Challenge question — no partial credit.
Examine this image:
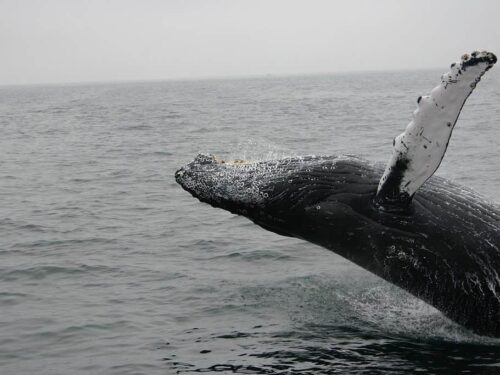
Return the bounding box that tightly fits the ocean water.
[1,69,499,374]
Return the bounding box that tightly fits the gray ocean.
[1,69,500,374]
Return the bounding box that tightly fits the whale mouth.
[175,153,370,213]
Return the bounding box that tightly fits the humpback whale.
[175,51,500,337]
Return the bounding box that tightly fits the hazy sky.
[1,0,500,85]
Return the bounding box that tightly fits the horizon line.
[0,65,447,89]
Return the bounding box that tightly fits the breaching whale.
[175,51,499,337]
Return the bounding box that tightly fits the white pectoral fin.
[376,51,497,208]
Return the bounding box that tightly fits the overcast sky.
[1,0,500,85]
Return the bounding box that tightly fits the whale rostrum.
[176,51,499,337]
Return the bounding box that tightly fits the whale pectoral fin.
[375,51,497,208]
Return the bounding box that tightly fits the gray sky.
[1,0,500,85]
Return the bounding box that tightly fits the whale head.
[175,154,382,238]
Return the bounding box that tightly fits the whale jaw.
[175,153,382,237]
